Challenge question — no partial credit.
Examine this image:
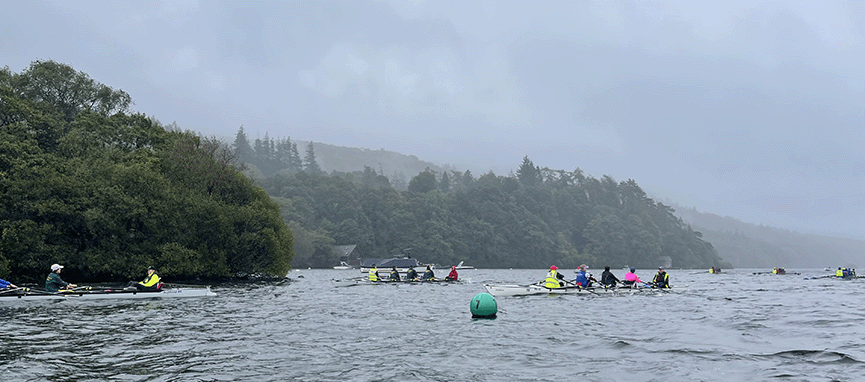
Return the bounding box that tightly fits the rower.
[368,264,379,282]
[622,268,643,287]
[406,266,419,281]
[128,266,160,291]
[544,265,565,288]
[600,266,619,288]
[421,265,435,281]
[45,264,76,293]
[574,264,596,288]
[0,277,17,290]
[652,267,670,288]
[389,266,401,281]
[445,266,458,281]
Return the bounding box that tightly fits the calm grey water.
[1,268,863,382]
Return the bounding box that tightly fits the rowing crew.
[367,265,459,282]
[835,268,857,278]
[546,265,671,289]
[1,264,162,294]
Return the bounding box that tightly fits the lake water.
[1,268,863,382]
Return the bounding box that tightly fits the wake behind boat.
[0,286,217,301]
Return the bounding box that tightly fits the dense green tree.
[259,154,724,269]
[438,171,451,193]
[407,169,437,193]
[0,60,293,282]
[517,156,541,187]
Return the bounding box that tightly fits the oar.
[0,287,26,295]
[565,279,597,294]
[16,288,56,295]
[59,285,92,293]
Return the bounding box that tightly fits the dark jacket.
[406,269,419,280]
[422,269,435,280]
[653,272,670,288]
[45,272,68,293]
[601,270,620,287]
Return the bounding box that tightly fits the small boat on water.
[753,267,800,275]
[483,283,686,297]
[333,261,353,270]
[0,286,217,301]
[359,257,431,274]
[454,261,475,270]
[332,278,460,287]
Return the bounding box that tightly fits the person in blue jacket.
[574,264,596,288]
[0,277,18,289]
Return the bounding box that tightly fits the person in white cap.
[45,264,76,293]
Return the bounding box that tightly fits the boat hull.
[0,287,217,301]
[332,278,459,287]
[483,284,683,297]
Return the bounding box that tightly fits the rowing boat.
[0,286,217,301]
[483,283,685,297]
[331,278,460,287]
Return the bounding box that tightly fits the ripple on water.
[3,269,865,381]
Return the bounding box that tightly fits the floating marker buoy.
[470,292,497,319]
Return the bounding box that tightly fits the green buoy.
[470,292,497,319]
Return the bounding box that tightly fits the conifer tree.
[232,125,254,164]
[304,141,322,174]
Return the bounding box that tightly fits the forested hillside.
[258,156,727,269]
[230,126,443,190]
[0,61,294,283]
[0,60,727,281]
[674,206,862,268]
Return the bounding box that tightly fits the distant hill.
[250,139,862,269]
[235,140,449,190]
[305,141,446,178]
[672,205,862,269]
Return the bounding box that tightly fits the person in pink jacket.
[622,268,643,287]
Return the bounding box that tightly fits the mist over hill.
[671,205,862,269]
[297,141,860,269]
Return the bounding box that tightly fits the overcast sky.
[3,0,863,239]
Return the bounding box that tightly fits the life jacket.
[545,270,561,288]
[140,273,160,287]
[836,269,844,277]
[368,268,378,281]
[575,271,589,287]
[653,272,669,288]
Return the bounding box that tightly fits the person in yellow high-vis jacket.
[128,267,161,291]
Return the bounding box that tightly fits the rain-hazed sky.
[3,1,863,239]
